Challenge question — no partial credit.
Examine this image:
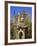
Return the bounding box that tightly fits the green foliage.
[10,24,15,39]
[25,15,32,38]
[25,15,31,26]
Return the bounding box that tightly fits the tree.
[25,15,31,26]
[10,24,15,39]
[24,14,32,38]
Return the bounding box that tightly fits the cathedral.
[12,11,29,39]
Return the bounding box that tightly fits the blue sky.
[10,6,32,21]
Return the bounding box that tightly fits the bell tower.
[18,12,21,25]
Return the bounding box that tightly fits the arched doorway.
[18,29,25,39]
[19,32,23,39]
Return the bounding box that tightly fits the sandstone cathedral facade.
[10,11,32,39]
